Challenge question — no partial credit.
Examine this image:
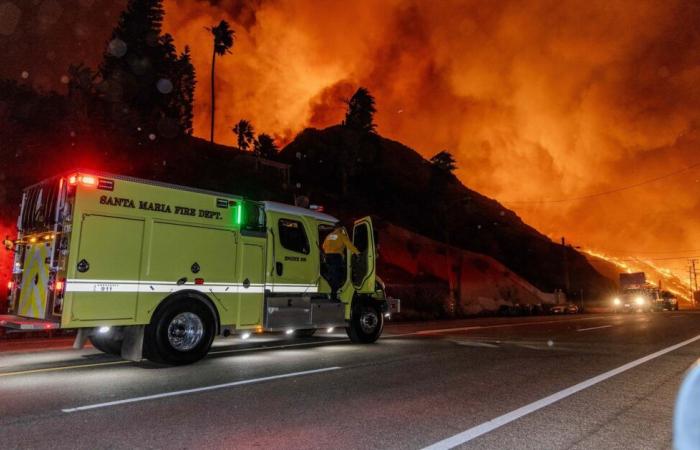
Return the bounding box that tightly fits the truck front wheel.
[144,297,215,365]
[347,304,384,343]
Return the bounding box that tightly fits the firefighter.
[322,226,359,300]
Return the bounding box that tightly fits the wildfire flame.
[160,0,700,275]
[580,248,694,301]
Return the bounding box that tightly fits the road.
[1,312,699,449]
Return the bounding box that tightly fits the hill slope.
[279,125,614,300]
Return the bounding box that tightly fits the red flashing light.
[194,278,204,285]
[7,280,13,290]
[67,174,97,188]
[54,279,64,292]
[81,175,97,186]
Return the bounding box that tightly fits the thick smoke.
[162,0,700,274]
[2,1,698,278]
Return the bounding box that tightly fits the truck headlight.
[635,297,645,306]
[613,298,621,306]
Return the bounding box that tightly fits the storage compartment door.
[71,215,144,321]
[238,242,265,326]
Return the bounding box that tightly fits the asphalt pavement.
[1,312,699,449]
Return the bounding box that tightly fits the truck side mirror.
[3,237,14,251]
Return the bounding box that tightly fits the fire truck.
[2,171,399,364]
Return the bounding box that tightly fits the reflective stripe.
[65,279,318,294]
[266,284,319,293]
[18,244,50,319]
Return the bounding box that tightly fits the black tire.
[294,329,316,338]
[144,297,216,365]
[89,329,123,356]
[346,303,384,343]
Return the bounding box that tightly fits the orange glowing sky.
[1,0,697,281]
[161,0,700,277]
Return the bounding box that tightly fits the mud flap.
[73,328,90,349]
[121,325,144,362]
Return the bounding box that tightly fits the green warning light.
[235,202,243,225]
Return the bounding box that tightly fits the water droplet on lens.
[108,38,127,58]
[156,78,173,94]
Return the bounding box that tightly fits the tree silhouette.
[255,133,278,159]
[430,150,457,173]
[232,119,255,151]
[344,87,376,133]
[99,0,195,138]
[66,63,98,127]
[173,46,196,135]
[208,20,234,143]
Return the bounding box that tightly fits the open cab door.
[351,216,376,294]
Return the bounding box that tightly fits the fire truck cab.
[2,171,399,364]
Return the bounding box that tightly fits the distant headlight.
[635,296,645,306]
[613,298,621,305]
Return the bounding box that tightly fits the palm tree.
[255,133,278,158]
[232,119,255,151]
[208,20,234,143]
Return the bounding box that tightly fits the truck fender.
[351,294,388,316]
[151,290,221,335]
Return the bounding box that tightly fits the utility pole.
[693,259,698,306]
[690,264,695,306]
[562,237,570,295]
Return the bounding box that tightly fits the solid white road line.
[62,366,341,413]
[577,325,613,332]
[421,334,700,450]
[394,316,605,337]
[209,338,348,355]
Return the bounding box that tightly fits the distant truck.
[612,272,678,312]
[2,171,399,364]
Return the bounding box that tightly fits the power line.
[585,248,700,255]
[502,161,700,204]
[595,256,700,262]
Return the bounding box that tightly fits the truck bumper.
[386,297,401,316]
[0,315,60,331]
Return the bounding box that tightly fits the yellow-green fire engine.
[2,171,399,364]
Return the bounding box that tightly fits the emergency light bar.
[68,174,97,187]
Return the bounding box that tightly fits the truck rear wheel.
[144,297,215,365]
[89,329,123,356]
[346,304,383,343]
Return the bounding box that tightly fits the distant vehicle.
[612,272,664,313]
[2,171,399,365]
[550,303,579,314]
[497,303,544,316]
[611,289,655,313]
[660,291,680,311]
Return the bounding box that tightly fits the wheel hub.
[167,312,204,352]
[360,310,378,334]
